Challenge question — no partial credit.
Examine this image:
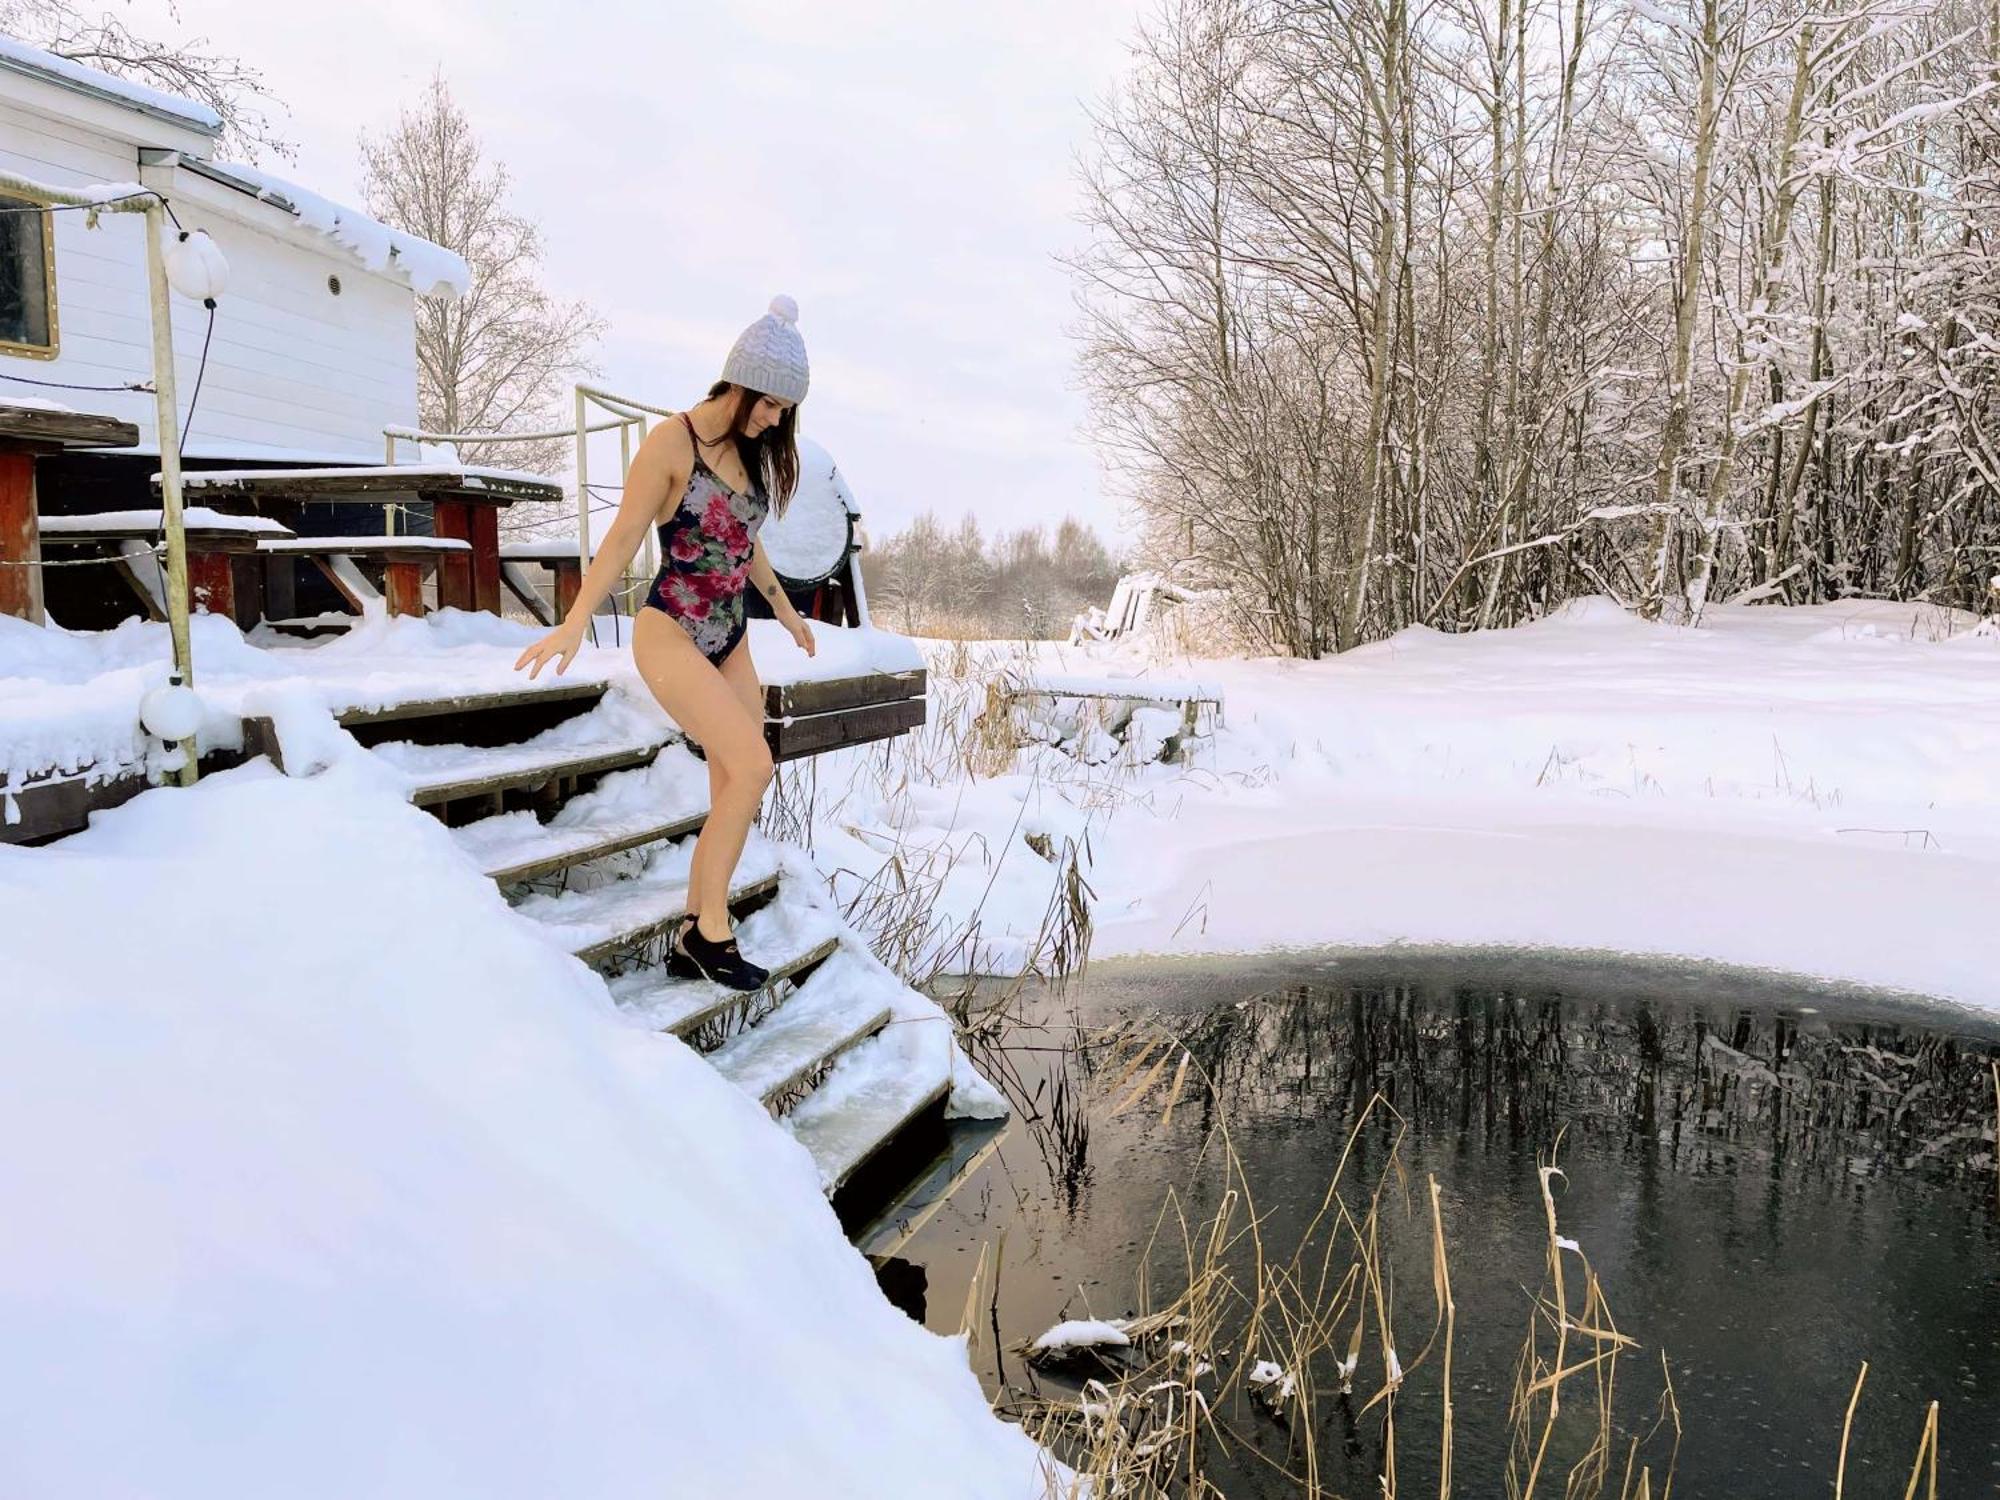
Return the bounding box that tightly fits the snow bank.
[0,759,1058,1498]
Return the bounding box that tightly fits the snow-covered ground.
[6,589,1997,1494]
[808,598,2000,1010]
[0,745,1056,1499]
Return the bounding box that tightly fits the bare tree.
[1074,0,1997,654]
[359,74,604,481]
[0,0,292,160]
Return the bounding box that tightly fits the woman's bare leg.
[631,610,771,941]
[688,638,762,914]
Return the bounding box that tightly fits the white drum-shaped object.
[762,434,856,587]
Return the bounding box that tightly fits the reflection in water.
[900,961,2000,1499]
[1181,983,2000,1189]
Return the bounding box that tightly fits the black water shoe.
[674,919,770,992]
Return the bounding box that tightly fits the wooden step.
[453,807,706,885]
[787,1035,956,1193]
[338,680,611,728]
[709,966,893,1108]
[610,931,842,1038]
[512,855,781,966]
[850,1117,1010,1258]
[384,738,666,806]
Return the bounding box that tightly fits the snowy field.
[806,598,2000,1011]
[4,592,1996,1497]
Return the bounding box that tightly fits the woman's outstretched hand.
[784,613,817,658]
[514,619,586,679]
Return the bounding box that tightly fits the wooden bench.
[163,464,566,617]
[258,535,470,619]
[0,402,143,623]
[993,672,1225,761]
[38,506,296,626]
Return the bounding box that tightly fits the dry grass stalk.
[1835,1362,1867,1500]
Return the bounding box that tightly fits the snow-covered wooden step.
[386,738,667,806]
[452,807,706,885]
[512,852,781,966]
[787,1034,955,1193]
[610,930,841,1037]
[709,974,893,1108]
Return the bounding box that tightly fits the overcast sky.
[119,0,1144,545]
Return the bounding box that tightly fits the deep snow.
[0,754,1058,1499]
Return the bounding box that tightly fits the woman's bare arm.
[514,420,691,677]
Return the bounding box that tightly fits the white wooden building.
[0,34,462,462]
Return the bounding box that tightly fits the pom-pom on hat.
[721,293,810,405]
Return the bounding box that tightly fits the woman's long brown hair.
[707,379,799,517]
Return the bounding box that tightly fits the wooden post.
[553,557,582,620]
[0,449,41,622]
[185,550,236,619]
[143,200,198,786]
[383,559,424,617]
[432,499,474,610]
[469,504,500,613]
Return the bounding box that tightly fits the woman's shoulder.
[641,411,697,468]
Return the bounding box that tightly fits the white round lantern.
[140,675,203,742]
[164,229,230,307]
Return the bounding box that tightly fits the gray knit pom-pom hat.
[720,293,810,405]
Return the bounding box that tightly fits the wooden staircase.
[358,681,1001,1232]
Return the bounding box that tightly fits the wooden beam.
[765,669,925,719]
[0,449,40,622]
[0,406,138,449]
[501,559,556,625]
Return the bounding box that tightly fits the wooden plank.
[501,559,556,625]
[169,468,561,505]
[769,696,927,762]
[0,449,40,621]
[485,809,707,886]
[764,669,925,719]
[112,538,166,621]
[335,680,608,727]
[310,553,378,614]
[0,406,138,449]
[571,871,781,968]
[407,741,661,806]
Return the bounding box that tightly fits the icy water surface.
[881,952,2000,1498]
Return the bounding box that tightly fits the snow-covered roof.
[173,159,470,299]
[0,34,223,135]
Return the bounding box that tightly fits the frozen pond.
[877,953,2000,1497]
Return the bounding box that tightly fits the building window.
[0,194,57,358]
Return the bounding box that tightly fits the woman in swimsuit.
[513,295,818,992]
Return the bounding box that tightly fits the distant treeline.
[860,512,1122,638]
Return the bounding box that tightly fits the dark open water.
[876,952,2000,1497]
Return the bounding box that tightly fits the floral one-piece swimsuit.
[642,412,770,663]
